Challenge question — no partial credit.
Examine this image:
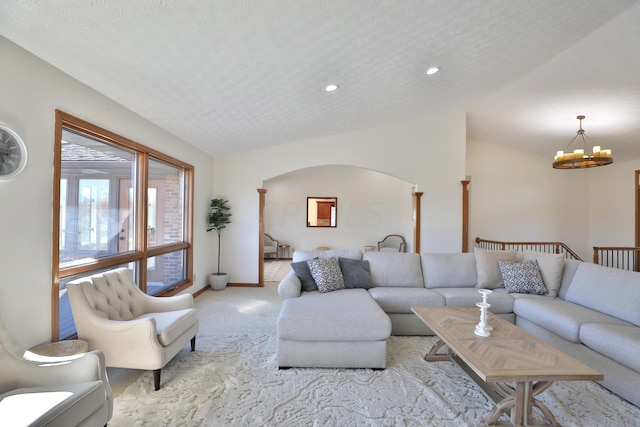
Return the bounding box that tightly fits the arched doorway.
[258,165,417,285]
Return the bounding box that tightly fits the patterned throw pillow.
[307,257,345,293]
[498,259,548,295]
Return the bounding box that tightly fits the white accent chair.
[0,315,112,426]
[377,234,406,252]
[67,268,199,391]
[264,233,280,260]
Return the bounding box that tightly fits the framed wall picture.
[307,197,337,227]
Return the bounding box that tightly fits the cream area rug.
[263,261,283,281]
[110,333,640,426]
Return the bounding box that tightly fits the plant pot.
[209,273,229,291]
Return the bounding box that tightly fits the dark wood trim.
[475,237,582,261]
[52,110,195,340]
[55,110,194,170]
[593,246,640,271]
[593,246,640,251]
[461,180,470,253]
[258,189,267,287]
[157,281,191,297]
[634,170,640,251]
[227,282,262,287]
[185,166,195,289]
[413,191,423,253]
[138,151,149,293]
[51,111,64,342]
[635,171,639,269]
[192,286,209,298]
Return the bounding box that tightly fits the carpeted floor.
[108,281,640,427]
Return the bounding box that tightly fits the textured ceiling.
[1,0,639,160]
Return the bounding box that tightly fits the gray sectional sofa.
[277,248,640,407]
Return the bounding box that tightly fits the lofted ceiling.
[1,0,639,161]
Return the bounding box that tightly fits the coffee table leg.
[530,381,557,425]
[424,338,453,362]
[486,380,559,426]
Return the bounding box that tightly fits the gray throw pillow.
[498,259,548,295]
[522,250,564,297]
[307,257,345,293]
[338,257,373,289]
[474,247,517,289]
[290,261,318,292]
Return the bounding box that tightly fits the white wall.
[588,157,640,249]
[467,138,613,261]
[0,37,214,346]
[213,110,467,283]
[264,165,414,253]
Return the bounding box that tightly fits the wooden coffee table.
[411,306,603,426]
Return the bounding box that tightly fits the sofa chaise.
[277,247,640,408]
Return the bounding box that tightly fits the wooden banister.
[475,237,582,261]
[593,246,640,272]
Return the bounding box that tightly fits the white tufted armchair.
[264,233,280,260]
[0,314,112,426]
[67,268,199,391]
[377,234,407,252]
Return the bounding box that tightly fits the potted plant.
[207,198,232,290]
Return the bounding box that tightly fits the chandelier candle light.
[553,115,613,169]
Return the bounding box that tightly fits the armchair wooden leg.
[153,369,161,391]
[191,336,196,351]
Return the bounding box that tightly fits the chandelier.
[552,115,613,169]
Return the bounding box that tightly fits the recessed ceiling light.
[426,67,439,75]
[325,84,339,92]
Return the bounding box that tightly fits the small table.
[279,244,290,259]
[363,245,376,252]
[30,339,89,357]
[411,306,603,426]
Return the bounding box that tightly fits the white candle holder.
[475,289,493,337]
[478,289,493,331]
[474,302,491,337]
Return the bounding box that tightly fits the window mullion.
[54,110,193,340]
[137,152,148,292]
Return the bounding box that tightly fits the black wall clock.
[0,124,28,179]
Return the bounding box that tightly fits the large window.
[53,111,193,340]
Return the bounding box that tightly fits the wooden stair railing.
[593,247,640,272]
[476,238,640,271]
[475,237,582,261]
